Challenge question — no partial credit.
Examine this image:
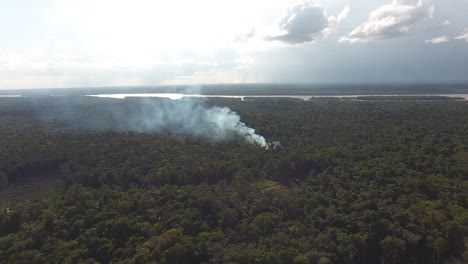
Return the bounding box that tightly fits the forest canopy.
[0,97,467,264]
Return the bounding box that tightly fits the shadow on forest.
[0,168,64,205]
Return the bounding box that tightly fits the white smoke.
[123,97,268,147]
[270,140,282,148]
[31,85,269,147]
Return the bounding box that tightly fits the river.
[86,93,468,101]
[0,95,22,98]
[0,93,466,100]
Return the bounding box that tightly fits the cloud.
[442,20,452,26]
[266,1,349,44]
[425,36,449,44]
[0,42,252,89]
[337,6,350,23]
[427,4,435,19]
[235,28,256,43]
[340,0,432,43]
[455,29,468,42]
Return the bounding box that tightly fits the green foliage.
[0,98,467,263]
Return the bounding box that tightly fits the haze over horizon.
[1,0,468,90]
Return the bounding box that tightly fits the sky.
[0,0,467,89]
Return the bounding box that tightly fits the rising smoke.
[124,97,268,147]
[33,94,268,148]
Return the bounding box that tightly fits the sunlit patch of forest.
[0,97,467,264]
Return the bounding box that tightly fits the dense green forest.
[0,97,467,264]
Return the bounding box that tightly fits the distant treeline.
[1,83,468,96]
[355,96,465,101]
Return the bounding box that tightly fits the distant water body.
[1,93,466,100]
[87,93,468,101]
[0,95,22,98]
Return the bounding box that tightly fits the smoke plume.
[33,95,268,148]
[123,97,268,147]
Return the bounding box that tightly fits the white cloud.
[235,28,256,43]
[455,29,468,42]
[337,6,350,23]
[425,36,449,44]
[266,1,349,44]
[0,42,251,89]
[442,20,452,26]
[0,75,68,90]
[427,4,435,19]
[340,0,432,43]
